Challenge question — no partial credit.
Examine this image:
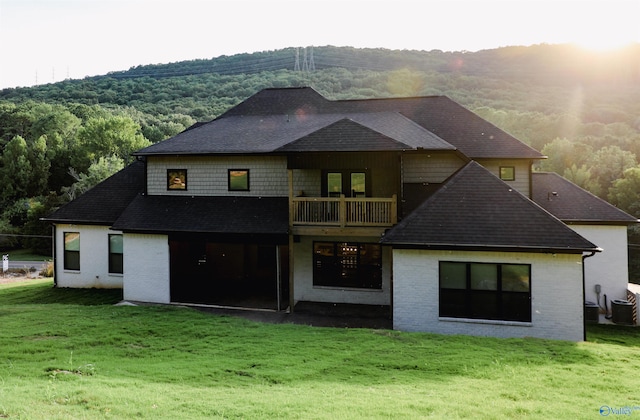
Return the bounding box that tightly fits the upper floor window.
[499,166,515,181]
[108,234,124,274]
[228,169,250,191]
[167,169,187,190]
[439,261,531,322]
[323,170,368,197]
[64,232,80,271]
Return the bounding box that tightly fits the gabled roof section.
[219,86,332,117]
[342,96,545,159]
[277,113,454,152]
[136,111,454,155]
[381,162,599,253]
[111,195,288,238]
[277,118,409,151]
[134,87,540,159]
[532,172,639,225]
[43,161,145,225]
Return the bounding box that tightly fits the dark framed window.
[499,166,515,181]
[326,172,342,197]
[439,261,531,322]
[108,234,124,274]
[313,242,382,289]
[228,169,249,191]
[167,169,187,190]
[64,232,80,271]
[322,170,368,197]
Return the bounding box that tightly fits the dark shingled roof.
[111,195,288,237]
[532,172,638,225]
[342,95,544,159]
[43,161,145,225]
[277,113,454,152]
[135,87,542,160]
[135,111,453,155]
[381,162,599,253]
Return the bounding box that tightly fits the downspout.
[288,168,295,312]
[528,160,534,199]
[138,156,148,196]
[52,224,58,287]
[582,251,597,341]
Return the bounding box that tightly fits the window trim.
[228,169,250,191]
[499,166,516,181]
[167,169,187,190]
[439,261,531,322]
[321,169,369,197]
[63,232,80,271]
[108,234,124,274]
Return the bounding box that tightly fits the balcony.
[291,195,397,231]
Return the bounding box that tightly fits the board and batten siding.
[146,156,288,196]
[54,224,123,288]
[392,249,585,341]
[122,233,170,304]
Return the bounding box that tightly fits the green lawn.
[1,279,639,419]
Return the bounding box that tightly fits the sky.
[1,0,638,89]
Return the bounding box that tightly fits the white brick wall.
[292,236,391,305]
[571,224,629,303]
[122,233,170,303]
[146,155,288,196]
[392,249,585,341]
[54,224,123,289]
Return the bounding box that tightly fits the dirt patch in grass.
[0,273,42,284]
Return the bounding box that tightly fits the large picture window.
[108,234,124,274]
[64,232,80,271]
[313,242,382,289]
[439,262,531,322]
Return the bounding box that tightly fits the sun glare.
[575,37,637,52]
[571,26,638,52]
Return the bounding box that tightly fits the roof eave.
[564,219,640,226]
[41,218,116,226]
[380,242,602,254]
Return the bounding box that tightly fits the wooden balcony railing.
[291,195,397,227]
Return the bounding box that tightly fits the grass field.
[1,279,639,419]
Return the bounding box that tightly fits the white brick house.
[46,87,637,341]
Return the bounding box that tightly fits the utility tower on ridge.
[294,47,315,72]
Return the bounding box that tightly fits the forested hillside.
[1,44,639,271]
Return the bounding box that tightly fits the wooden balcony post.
[288,170,294,227]
[340,194,346,227]
[391,194,397,224]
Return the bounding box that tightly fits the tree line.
[0,101,194,253]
